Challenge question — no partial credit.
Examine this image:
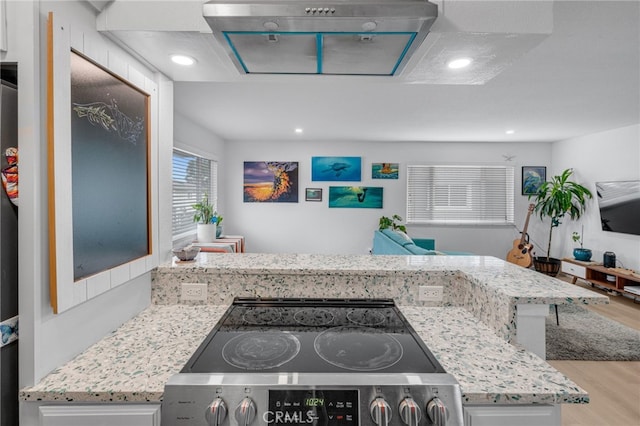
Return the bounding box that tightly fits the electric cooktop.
[182,298,445,375]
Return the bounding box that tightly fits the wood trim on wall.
[47,11,58,313]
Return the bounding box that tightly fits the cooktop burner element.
[346,309,387,326]
[242,307,283,325]
[163,298,464,426]
[222,331,300,370]
[314,326,403,371]
[293,308,335,326]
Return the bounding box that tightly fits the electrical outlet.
[181,283,208,302]
[419,286,443,302]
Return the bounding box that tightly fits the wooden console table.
[562,257,640,298]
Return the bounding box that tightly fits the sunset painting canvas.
[244,161,299,203]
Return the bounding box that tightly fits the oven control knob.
[426,397,449,426]
[399,397,422,426]
[235,397,257,426]
[205,397,227,426]
[370,397,392,426]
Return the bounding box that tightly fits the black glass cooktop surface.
[182,298,445,375]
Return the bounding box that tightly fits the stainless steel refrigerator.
[0,77,19,426]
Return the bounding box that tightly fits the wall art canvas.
[305,188,322,201]
[522,166,546,195]
[328,186,383,208]
[244,161,299,202]
[372,162,399,179]
[311,156,361,181]
[70,50,150,281]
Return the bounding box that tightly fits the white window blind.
[407,165,514,225]
[172,149,217,240]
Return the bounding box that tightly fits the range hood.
[202,0,438,76]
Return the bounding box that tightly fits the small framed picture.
[522,166,546,195]
[305,188,323,202]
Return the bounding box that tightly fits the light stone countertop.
[153,253,608,344]
[157,253,609,307]
[19,304,587,406]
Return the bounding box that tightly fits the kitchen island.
[20,253,607,425]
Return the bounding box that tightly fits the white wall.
[539,124,640,271]
[7,0,171,385]
[172,112,226,247]
[224,140,552,257]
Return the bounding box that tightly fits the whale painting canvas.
[311,156,361,181]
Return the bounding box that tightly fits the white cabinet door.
[464,405,560,426]
[39,405,160,426]
[561,260,587,279]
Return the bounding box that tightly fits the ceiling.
[94,0,640,143]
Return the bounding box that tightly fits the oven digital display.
[268,390,359,425]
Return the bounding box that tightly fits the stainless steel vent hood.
[203,0,438,76]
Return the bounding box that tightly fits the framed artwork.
[47,12,156,313]
[69,50,150,282]
[522,166,546,195]
[311,156,361,181]
[372,162,399,179]
[244,161,299,202]
[328,186,383,208]
[305,188,323,201]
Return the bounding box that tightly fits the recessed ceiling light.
[295,128,303,134]
[170,54,196,66]
[447,58,472,69]
[505,129,515,135]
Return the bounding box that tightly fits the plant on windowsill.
[379,214,407,233]
[528,168,593,276]
[572,225,592,262]
[193,193,219,243]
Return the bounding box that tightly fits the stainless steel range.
[162,298,463,426]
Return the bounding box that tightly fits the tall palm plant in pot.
[528,168,593,276]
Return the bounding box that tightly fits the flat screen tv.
[595,180,640,236]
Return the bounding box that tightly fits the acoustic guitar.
[506,204,535,268]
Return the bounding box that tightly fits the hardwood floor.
[548,276,640,426]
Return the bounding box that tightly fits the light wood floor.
[548,276,640,426]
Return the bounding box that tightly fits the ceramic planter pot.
[573,248,592,262]
[197,223,217,243]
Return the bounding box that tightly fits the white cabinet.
[38,405,160,426]
[464,405,560,426]
[561,260,587,279]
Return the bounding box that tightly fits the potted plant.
[529,168,593,276]
[193,193,217,242]
[379,214,407,233]
[572,225,592,261]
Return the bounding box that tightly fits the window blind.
[407,165,514,225]
[172,149,217,240]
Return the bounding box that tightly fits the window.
[172,149,217,241]
[407,165,514,225]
